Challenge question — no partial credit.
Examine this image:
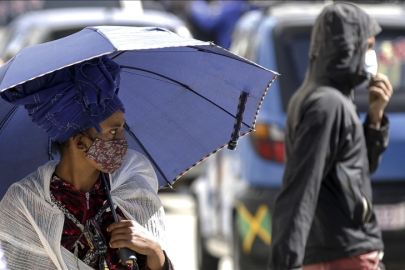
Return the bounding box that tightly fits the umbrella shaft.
[100,172,118,222]
[100,172,138,268]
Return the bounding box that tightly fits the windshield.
[274,26,405,113]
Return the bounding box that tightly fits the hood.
[307,3,381,93]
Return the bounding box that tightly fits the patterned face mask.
[85,137,128,174]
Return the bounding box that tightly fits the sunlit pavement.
[159,192,233,270]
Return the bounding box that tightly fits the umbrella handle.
[119,248,138,268]
[101,172,138,269]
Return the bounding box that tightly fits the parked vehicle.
[0,6,192,61]
[0,0,123,27]
[192,3,405,270]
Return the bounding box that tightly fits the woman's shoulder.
[122,149,156,175]
[124,149,152,164]
[5,174,42,203]
[113,149,159,192]
[4,161,58,201]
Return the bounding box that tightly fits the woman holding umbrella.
[0,56,173,270]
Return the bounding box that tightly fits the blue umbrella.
[0,26,278,198]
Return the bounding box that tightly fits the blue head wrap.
[0,56,125,143]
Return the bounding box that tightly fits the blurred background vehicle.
[193,2,405,270]
[0,4,191,62]
[0,0,123,27]
[0,0,125,46]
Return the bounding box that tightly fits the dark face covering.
[307,3,381,91]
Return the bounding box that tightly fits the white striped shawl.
[0,150,166,270]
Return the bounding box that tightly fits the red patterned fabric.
[50,173,173,270]
[303,251,380,270]
[85,138,128,174]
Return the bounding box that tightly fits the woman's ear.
[73,134,90,152]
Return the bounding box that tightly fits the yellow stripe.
[256,205,271,244]
[237,204,254,222]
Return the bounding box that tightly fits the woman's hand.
[107,219,166,270]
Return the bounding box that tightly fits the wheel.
[195,198,220,270]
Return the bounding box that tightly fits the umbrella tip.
[227,141,238,150]
[168,183,175,190]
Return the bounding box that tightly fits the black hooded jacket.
[269,3,389,269]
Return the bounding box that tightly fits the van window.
[42,1,120,9]
[274,26,405,113]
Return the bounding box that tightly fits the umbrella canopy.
[0,26,278,197]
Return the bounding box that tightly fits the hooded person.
[269,3,392,270]
[0,56,174,270]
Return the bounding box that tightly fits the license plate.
[374,202,405,230]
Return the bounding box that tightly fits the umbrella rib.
[120,65,252,129]
[111,51,126,60]
[0,106,18,133]
[48,138,55,161]
[121,70,180,88]
[188,46,276,74]
[124,123,174,189]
